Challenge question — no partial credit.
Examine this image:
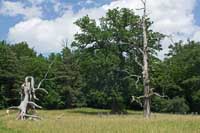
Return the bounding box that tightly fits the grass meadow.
[0,108,200,133]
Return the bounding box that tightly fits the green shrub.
[164,97,189,113]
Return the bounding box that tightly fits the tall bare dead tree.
[131,0,166,118]
[141,0,151,118]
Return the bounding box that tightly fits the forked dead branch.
[7,62,53,120]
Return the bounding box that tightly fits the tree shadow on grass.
[67,108,142,116]
[68,108,108,115]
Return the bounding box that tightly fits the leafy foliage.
[152,41,200,113]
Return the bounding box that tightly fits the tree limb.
[24,114,41,120]
[8,106,19,110]
[135,56,143,68]
[45,76,71,81]
[152,92,168,98]
[140,0,145,4]
[35,88,48,94]
[37,61,54,89]
[131,96,144,107]
[138,48,144,55]
[132,89,168,107]
[136,8,144,10]
[165,35,175,44]
[28,102,42,109]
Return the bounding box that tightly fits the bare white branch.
[140,0,145,4]
[28,102,42,109]
[37,61,54,89]
[24,114,42,120]
[152,92,168,98]
[8,106,19,110]
[138,48,144,55]
[148,88,168,98]
[35,88,48,94]
[136,8,144,10]
[165,34,175,44]
[135,56,143,68]
[131,96,143,107]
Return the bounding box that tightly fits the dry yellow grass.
[0,108,200,133]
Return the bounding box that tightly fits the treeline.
[0,8,200,113]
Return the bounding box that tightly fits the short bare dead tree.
[7,63,53,120]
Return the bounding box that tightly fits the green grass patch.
[0,108,200,133]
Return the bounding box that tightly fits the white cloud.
[86,0,94,4]
[78,0,95,6]
[8,11,79,53]
[53,2,72,15]
[0,1,42,19]
[6,0,200,57]
[26,0,45,5]
[192,29,200,42]
[7,7,107,53]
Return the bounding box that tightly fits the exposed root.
[8,106,19,110]
[24,114,42,120]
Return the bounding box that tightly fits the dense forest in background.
[0,8,200,114]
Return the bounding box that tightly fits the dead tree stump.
[8,76,48,120]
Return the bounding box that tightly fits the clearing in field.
[0,108,200,133]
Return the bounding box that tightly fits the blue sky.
[0,0,112,40]
[0,0,200,58]
[194,0,200,25]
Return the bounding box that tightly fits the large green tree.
[72,8,163,113]
[0,41,19,108]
